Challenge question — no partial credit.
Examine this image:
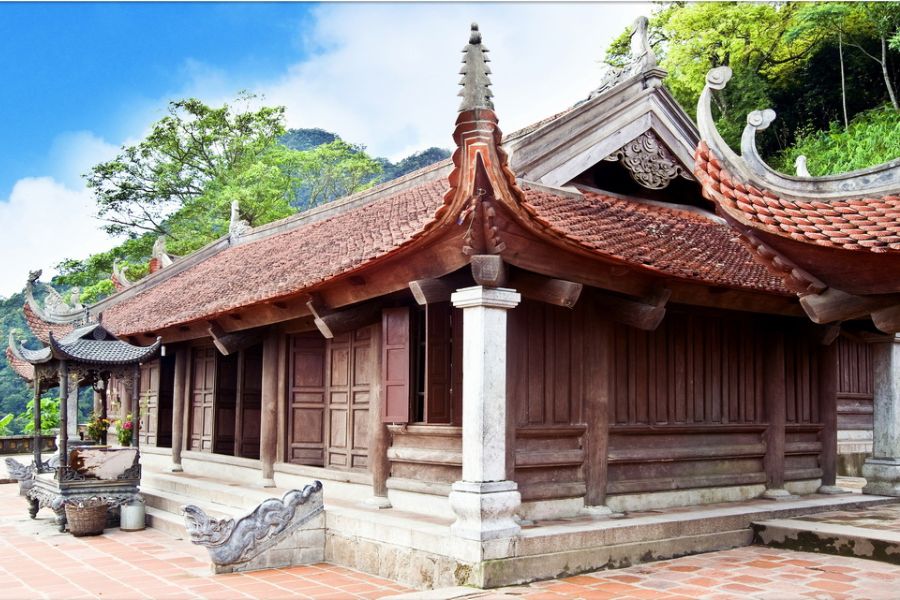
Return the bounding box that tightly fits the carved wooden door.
[326,327,372,470]
[139,360,160,446]
[190,346,216,452]
[288,333,327,466]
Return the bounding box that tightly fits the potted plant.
[115,414,134,447]
[86,413,110,445]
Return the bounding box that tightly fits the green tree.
[17,397,60,435]
[0,413,13,436]
[290,140,382,210]
[86,94,286,239]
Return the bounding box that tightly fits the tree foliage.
[774,104,900,175]
[605,2,900,155]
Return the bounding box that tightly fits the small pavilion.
[7,273,160,529]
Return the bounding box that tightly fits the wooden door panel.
[139,360,160,446]
[190,347,216,452]
[288,334,327,466]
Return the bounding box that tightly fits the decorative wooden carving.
[604,130,687,190]
[183,481,323,568]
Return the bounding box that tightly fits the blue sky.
[0,2,317,196]
[0,2,649,296]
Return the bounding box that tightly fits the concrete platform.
[754,503,900,564]
[137,457,900,589]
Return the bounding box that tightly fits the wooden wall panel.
[836,337,874,431]
[213,353,238,456]
[288,327,372,471]
[239,344,263,459]
[189,347,216,452]
[610,311,766,427]
[288,333,327,466]
[139,360,160,447]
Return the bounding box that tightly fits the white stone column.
[863,335,900,495]
[448,286,521,541]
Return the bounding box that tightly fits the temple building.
[10,19,898,588]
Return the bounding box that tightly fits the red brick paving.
[3,482,900,599]
[0,483,408,599]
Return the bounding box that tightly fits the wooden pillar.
[32,378,42,468]
[763,329,789,498]
[818,341,841,492]
[171,348,188,472]
[276,334,287,464]
[131,364,140,448]
[862,335,900,495]
[234,350,246,458]
[366,321,391,507]
[584,317,612,512]
[59,361,69,469]
[260,332,279,487]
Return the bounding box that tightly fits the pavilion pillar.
[583,318,613,514]
[260,331,279,488]
[58,361,69,469]
[67,375,79,440]
[863,335,900,496]
[131,364,140,448]
[32,378,42,468]
[448,286,521,541]
[170,348,188,472]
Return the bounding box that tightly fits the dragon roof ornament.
[697,66,900,202]
[588,16,661,99]
[25,270,88,325]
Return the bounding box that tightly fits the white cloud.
[263,3,652,159]
[47,130,119,188]
[0,177,119,297]
[0,3,652,296]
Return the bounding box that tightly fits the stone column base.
[761,488,798,501]
[449,480,521,541]
[171,463,184,473]
[364,496,392,509]
[862,458,900,496]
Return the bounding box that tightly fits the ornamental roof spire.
[458,23,493,112]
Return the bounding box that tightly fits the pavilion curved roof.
[8,323,160,370]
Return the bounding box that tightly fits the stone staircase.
[752,502,900,565]
[141,470,285,539]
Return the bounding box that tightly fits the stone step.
[142,471,283,511]
[144,506,191,540]
[752,518,900,564]
[142,486,243,520]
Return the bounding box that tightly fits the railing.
[0,435,57,455]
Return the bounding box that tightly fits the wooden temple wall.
[132,289,865,509]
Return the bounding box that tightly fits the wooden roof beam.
[305,294,381,339]
[800,288,900,324]
[872,305,900,334]
[207,320,264,356]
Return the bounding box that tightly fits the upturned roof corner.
[444,22,526,249]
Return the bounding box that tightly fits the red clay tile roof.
[521,184,789,295]
[103,179,449,336]
[695,141,900,253]
[23,303,75,344]
[5,347,34,382]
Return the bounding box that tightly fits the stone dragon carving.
[183,481,323,567]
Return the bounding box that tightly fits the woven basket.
[65,502,108,537]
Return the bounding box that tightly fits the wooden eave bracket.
[305,294,381,339]
[594,286,671,331]
[410,267,583,309]
[207,320,264,356]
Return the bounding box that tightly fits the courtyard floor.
[2,481,899,600]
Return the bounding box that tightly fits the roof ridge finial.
[458,22,493,112]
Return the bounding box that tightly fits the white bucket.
[120,499,146,531]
